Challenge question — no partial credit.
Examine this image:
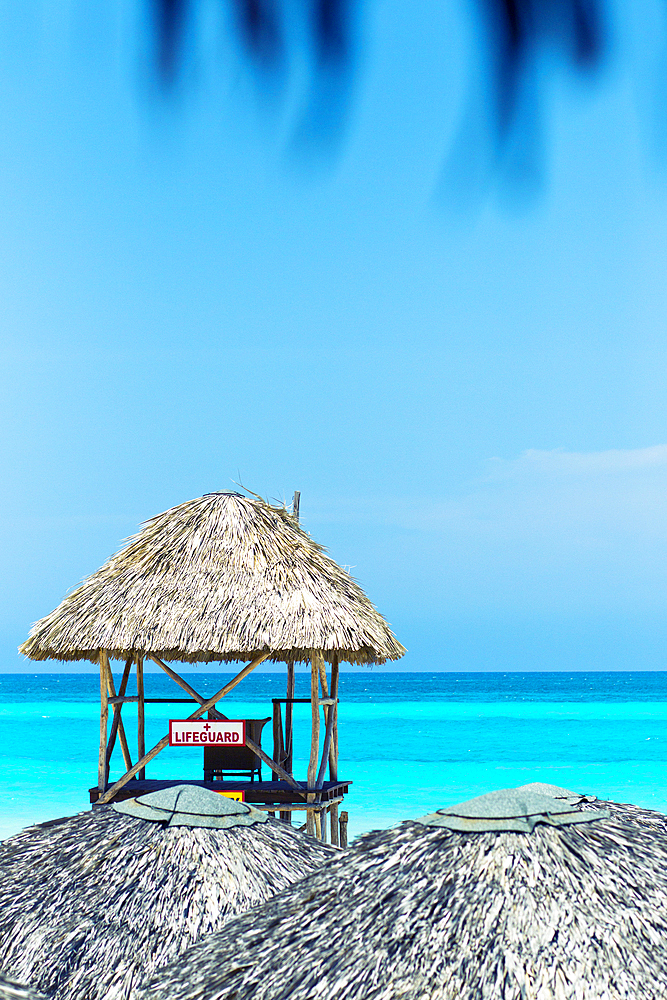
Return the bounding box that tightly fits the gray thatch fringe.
[20,492,405,665]
[0,977,46,1000]
[0,803,334,1000]
[136,794,667,1000]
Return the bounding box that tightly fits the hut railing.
[271,698,338,771]
[109,697,209,704]
[97,652,273,804]
[301,651,340,841]
[148,654,227,721]
[269,652,342,841]
[97,646,343,844]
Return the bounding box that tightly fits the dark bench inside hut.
[203,718,271,783]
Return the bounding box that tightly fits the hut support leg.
[285,662,295,774]
[318,656,329,699]
[330,657,339,782]
[106,656,133,775]
[315,655,339,790]
[339,810,348,848]
[137,655,145,779]
[317,658,331,774]
[330,802,339,846]
[272,701,284,768]
[98,650,109,791]
[97,653,271,804]
[307,652,322,837]
[315,695,336,789]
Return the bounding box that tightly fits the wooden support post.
[137,655,145,779]
[330,802,339,846]
[148,654,227,720]
[315,694,336,789]
[317,655,338,778]
[308,652,322,788]
[285,662,295,774]
[318,656,331,767]
[106,656,133,774]
[330,656,339,782]
[272,700,284,767]
[97,653,271,804]
[329,674,339,844]
[279,810,291,824]
[315,654,339,789]
[314,809,322,841]
[98,650,109,791]
[307,651,321,837]
[318,656,329,698]
[339,810,348,849]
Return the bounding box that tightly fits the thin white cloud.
[487,445,667,479]
[310,446,667,615]
[312,445,667,535]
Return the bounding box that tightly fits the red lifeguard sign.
[169,720,246,747]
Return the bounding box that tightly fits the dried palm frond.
[20,493,405,665]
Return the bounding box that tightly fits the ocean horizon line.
[3,667,667,675]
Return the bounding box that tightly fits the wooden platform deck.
[89,778,351,807]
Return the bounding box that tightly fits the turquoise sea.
[2,671,667,841]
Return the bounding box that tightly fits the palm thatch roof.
[20,492,405,665]
[0,787,335,1000]
[135,785,667,1000]
[0,977,46,1000]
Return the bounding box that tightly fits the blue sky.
[3,0,667,671]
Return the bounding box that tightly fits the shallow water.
[2,671,667,840]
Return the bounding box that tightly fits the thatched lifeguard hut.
[0,786,335,1000]
[20,491,405,840]
[134,784,667,1000]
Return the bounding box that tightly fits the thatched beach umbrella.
[0,977,46,1000]
[20,492,404,837]
[0,786,334,1000]
[135,784,667,1000]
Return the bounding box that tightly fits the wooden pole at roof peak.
[293,490,300,523]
